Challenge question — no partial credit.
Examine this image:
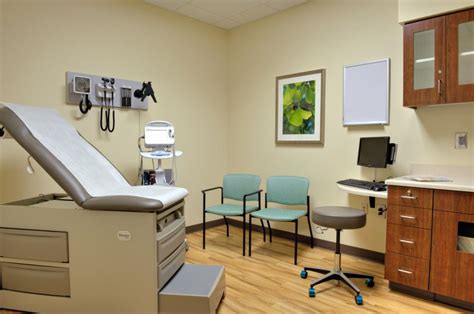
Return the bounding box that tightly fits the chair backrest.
[223,174,261,201]
[266,176,309,205]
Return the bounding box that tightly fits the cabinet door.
[404,16,446,107]
[447,9,474,103]
[431,210,474,303]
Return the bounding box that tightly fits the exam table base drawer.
[385,252,429,290]
[158,242,186,290]
[159,264,226,314]
[156,215,186,264]
[1,263,70,297]
[0,228,69,262]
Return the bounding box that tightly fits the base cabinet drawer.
[386,224,432,260]
[0,228,68,262]
[385,252,429,290]
[388,186,433,209]
[158,242,186,290]
[1,263,70,297]
[387,205,432,229]
[156,217,185,264]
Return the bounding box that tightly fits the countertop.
[386,176,474,192]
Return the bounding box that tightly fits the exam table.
[0,103,225,313]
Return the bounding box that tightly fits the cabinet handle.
[399,239,415,245]
[437,79,441,94]
[398,268,413,275]
[400,215,416,220]
[401,195,417,200]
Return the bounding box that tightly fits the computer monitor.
[357,137,390,168]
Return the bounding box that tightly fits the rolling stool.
[300,206,375,305]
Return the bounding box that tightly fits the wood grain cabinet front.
[388,186,433,209]
[385,252,430,290]
[387,205,432,229]
[386,224,431,260]
[430,209,474,303]
[403,8,474,107]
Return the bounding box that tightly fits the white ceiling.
[145,0,307,30]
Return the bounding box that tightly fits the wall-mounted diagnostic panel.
[66,71,153,111]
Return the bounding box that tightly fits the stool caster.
[300,270,308,279]
[309,287,316,298]
[355,294,363,305]
[365,278,375,288]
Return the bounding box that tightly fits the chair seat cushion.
[312,206,366,230]
[251,208,306,222]
[205,204,258,216]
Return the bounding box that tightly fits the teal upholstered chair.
[202,174,264,256]
[249,176,314,264]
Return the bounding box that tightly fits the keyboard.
[337,179,387,191]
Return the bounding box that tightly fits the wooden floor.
[1,225,466,314]
[187,225,464,313]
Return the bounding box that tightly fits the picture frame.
[275,69,325,144]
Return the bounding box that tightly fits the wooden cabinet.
[430,191,474,303]
[385,186,433,289]
[386,186,474,306]
[404,9,474,108]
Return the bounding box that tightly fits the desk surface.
[337,183,388,199]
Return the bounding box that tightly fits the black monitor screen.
[357,137,390,168]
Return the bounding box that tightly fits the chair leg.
[202,211,206,250]
[242,214,246,256]
[223,216,229,237]
[307,214,314,248]
[267,221,273,243]
[260,219,266,242]
[294,220,298,265]
[249,215,252,256]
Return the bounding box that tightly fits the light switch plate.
[455,132,467,149]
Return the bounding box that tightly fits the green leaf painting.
[282,80,316,134]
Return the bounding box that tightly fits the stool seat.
[312,206,366,230]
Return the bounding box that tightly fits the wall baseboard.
[186,218,224,233]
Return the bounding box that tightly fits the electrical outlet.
[455,132,467,149]
[361,203,368,213]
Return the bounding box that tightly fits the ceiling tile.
[190,0,266,18]
[176,4,221,24]
[266,0,306,11]
[145,0,308,29]
[145,0,192,11]
[236,4,278,24]
[214,18,242,30]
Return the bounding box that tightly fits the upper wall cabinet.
[403,9,474,108]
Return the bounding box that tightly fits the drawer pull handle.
[401,195,417,200]
[400,215,416,220]
[399,239,415,244]
[398,268,413,275]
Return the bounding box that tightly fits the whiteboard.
[343,59,390,126]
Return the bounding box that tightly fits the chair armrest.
[202,186,223,210]
[243,189,263,213]
[201,186,223,194]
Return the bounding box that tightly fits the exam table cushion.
[205,204,259,216]
[251,208,306,222]
[0,103,188,211]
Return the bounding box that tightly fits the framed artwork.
[276,69,325,143]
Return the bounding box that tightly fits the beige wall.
[228,0,474,253]
[0,0,473,253]
[0,0,4,196]
[398,0,474,23]
[0,0,228,226]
